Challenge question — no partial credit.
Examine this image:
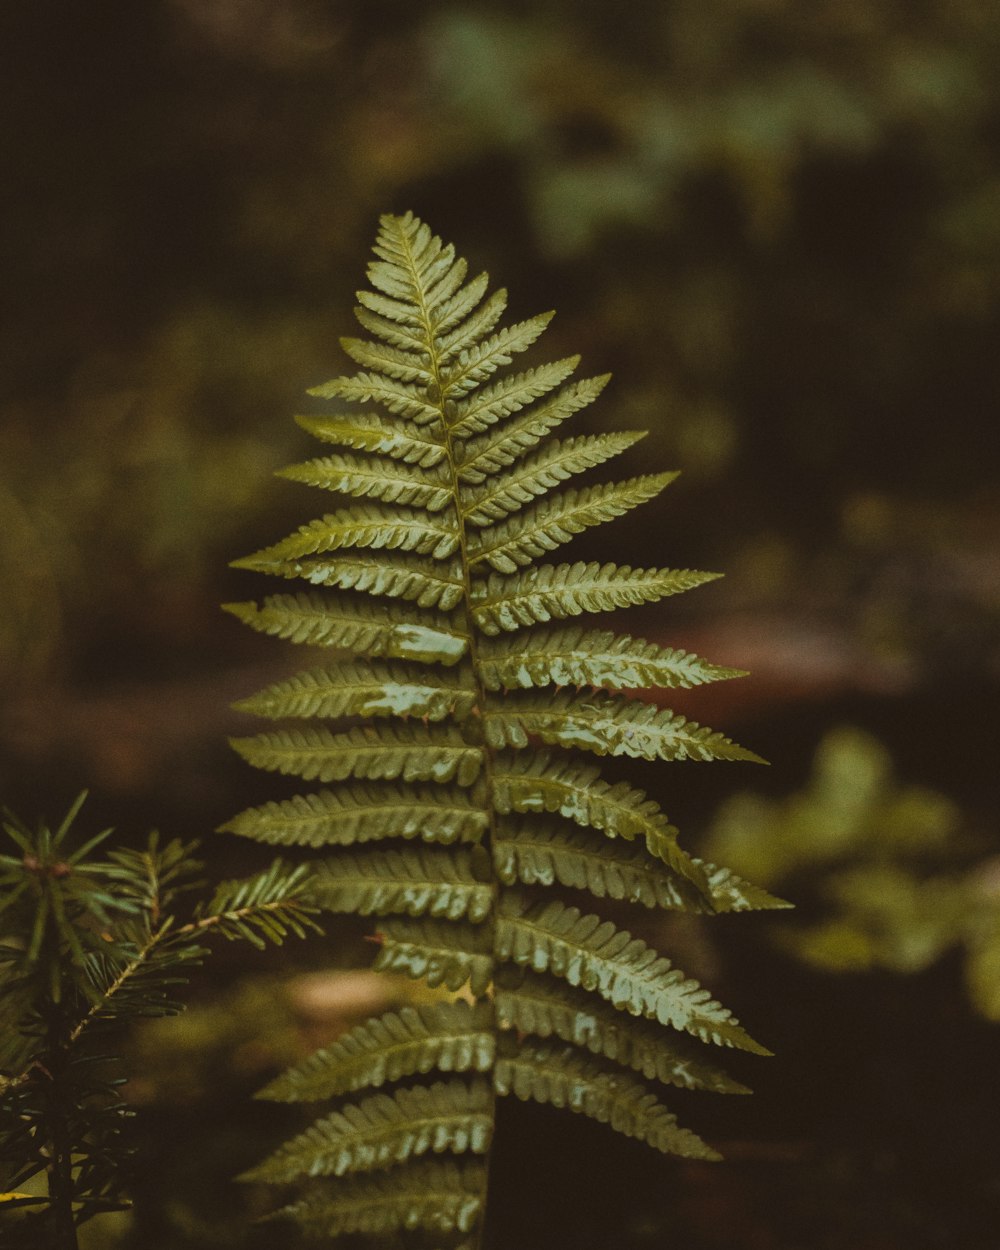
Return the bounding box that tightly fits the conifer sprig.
[0,797,318,1249]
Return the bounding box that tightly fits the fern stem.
[396,217,501,1248]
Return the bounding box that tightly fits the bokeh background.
[2,2,999,1247]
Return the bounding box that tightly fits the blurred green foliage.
[704,726,1000,1019]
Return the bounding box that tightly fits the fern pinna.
[222,212,785,1246]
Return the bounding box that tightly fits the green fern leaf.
[449,357,582,439]
[432,273,497,340]
[496,893,769,1053]
[368,212,460,306]
[700,861,793,913]
[241,1078,493,1182]
[457,373,612,484]
[258,553,464,610]
[269,1159,485,1236]
[232,660,474,722]
[338,336,432,384]
[229,725,482,785]
[221,594,468,665]
[310,372,442,425]
[485,690,766,764]
[351,304,428,353]
[493,821,703,912]
[463,431,648,525]
[492,759,782,911]
[491,751,683,864]
[354,287,421,328]
[226,211,778,1239]
[308,846,493,922]
[443,312,555,396]
[495,1041,720,1160]
[495,970,750,1094]
[480,627,746,691]
[471,475,677,573]
[257,1001,495,1101]
[233,504,459,564]
[375,916,493,995]
[277,452,453,511]
[471,562,721,633]
[220,785,487,848]
[294,412,447,467]
[436,285,506,358]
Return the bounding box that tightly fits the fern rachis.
[224,212,785,1245]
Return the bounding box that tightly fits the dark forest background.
[2,2,999,1247]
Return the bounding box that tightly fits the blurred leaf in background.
[703,726,1000,1020]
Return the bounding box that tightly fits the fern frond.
[277,452,452,511]
[443,312,555,397]
[294,412,446,467]
[463,432,648,525]
[485,690,767,764]
[232,660,474,722]
[471,475,677,574]
[495,1041,720,1160]
[493,822,702,912]
[457,374,613,484]
[309,847,493,922]
[495,971,750,1094]
[492,757,781,911]
[370,212,461,308]
[270,1159,485,1236]
[309,373,441,425]
[700,861,793,913]
[496,894,768,1053]
[241,1078,493,1182]
[220,785,487,848]
[233,505,459,564]
[354,287,422,328]
[480,627,746,691]
[227,211,776,1239]
[257,1001,495,1101]
[236,553,465,610]
[436,285,506,358]
[351,304,428,353]
[449,357,582,439]
[229,725,482,785]
[338,336,432,385]
[374,916,493,995]
[221,595,468,665]
[471,562,721,633]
